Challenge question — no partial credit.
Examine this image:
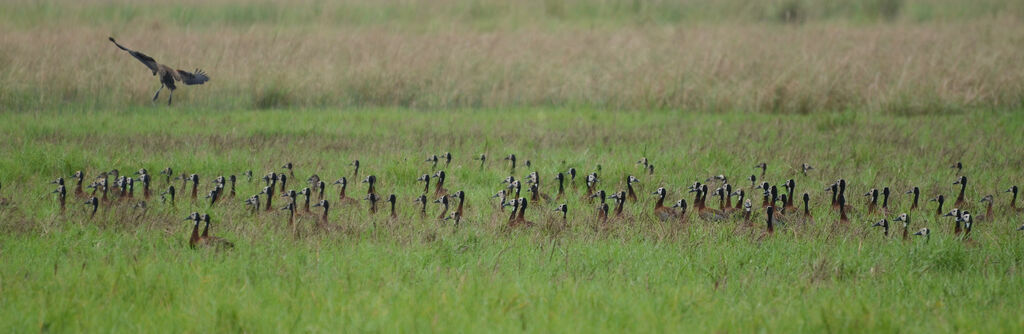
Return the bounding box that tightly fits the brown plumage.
[109,38,209,105]
[652,187,678,221]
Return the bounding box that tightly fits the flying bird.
[109,37,209,105]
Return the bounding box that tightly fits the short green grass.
[1,108,1023,332]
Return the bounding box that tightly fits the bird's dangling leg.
[152,85,163,102]
[167,89,173,106]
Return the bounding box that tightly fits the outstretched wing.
[109,37,159,73]
[177,68,210,85]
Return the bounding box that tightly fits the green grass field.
[3,0,1024,332]
[1,108,1023,332]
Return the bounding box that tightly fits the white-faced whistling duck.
[417,174,430,194]
[961,211,973,240]
[555,173,566,200]
[758,182,771,208]
[53,184,66,214]
[388,194,399,219]
[732,189,745,210]
[362,175,377,196]
[72,171,87,199]
[513,198,534,227]
[755,162,767,177]
[626,175,639,202]
[609,191,626,217]
[930,195,945,217]
[281,162,294,178]
[529,182,551,204]
[742,199,753,225]
[158,167,172,184]
[782,180,796,212]
[943,208,963,236]
[133,169,149,198]
[333,177,358,206]
[838,193,849,224]
[261,186,274,212]
[567,167,578,188]
[243,170,254,183]
[504,154,517,173]
[312,199,330,229]
[306,174,320,192]
[598,202,609,224]
[652,187,676,222]
[584,173,599,200]
[85,197,99,219]
[453,191,465,221]
[300,187,313,213]
[426,154,439,169]
[415,194,428,219]
[865,188,879,214]
[1006,186,1022,213]
[766,206,776,235]
[801,163,813,176]
[228,175,237,199]
[176,172,188,194]
[107,169,121,193]
[204,187,220,207]
[881,187,891,214]
[802,193,812,219]
[671,198,688,224]
[351,160,360,179]
[748,174,757,189]
[893,213,911,241]
[188,174,199,200]
[723,184,737,214]
[647,164,654,175]
[316,180,325,200]
[953,176,968,208]
[279,173,290,194]
[510,180,523,202]
[590,189,607,211]
[245,194,260,213]
[906,186,920,211]
[281,202,296,227]
[443,152,452,168]
[554,204,568,226]
[162,185,176,206]
[872,219,889,237]
[493,191,507,212]
[913,227,930,242]
[504,197,519,224]
[433,194,448,220]
[434,170,448,198]
[712,187,729,214]
[637,157,648,169]
[951,161,963,176]
[187,212,201,248]
[978,195,993,221]
[474,154,486,169]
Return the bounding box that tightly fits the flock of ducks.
[18,156,1024,249]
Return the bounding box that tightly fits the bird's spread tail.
[109,37,130,51]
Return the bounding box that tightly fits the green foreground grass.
[1,108,1023,332]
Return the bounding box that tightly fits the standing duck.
[953,176,968,208]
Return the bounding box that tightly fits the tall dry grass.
[1,0,1022,113]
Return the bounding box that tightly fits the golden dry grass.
[1,0,1022,112]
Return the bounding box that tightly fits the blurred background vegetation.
[1,0,1022,113]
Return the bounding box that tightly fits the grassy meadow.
[1,109,1024,332]
[2,0,1024,332]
